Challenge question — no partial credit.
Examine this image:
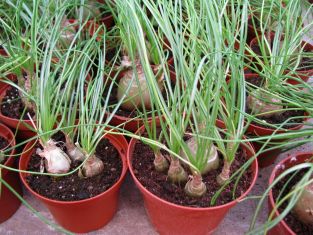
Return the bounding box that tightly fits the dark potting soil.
[0,136,10,164]
[1,86,35,120]
[132,139,253,207]
[26,138,122,201]
[272,169,313,234]
[245,76,306,128]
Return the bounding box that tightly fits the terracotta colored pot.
[0,85,35,139]
[19,132,128,233]
[249,140,282,168]
[268,153,313,235]
[107,69,176,132]
[249,37,313,84]
[127,124,258,235]
[0,49,8,57]
[0,123,22,223]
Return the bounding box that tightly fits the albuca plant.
[244,0,313,125]
[120,0,255,200]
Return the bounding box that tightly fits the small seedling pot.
[0,123,22,223]
[19,132,128,233]
[268,153,313,235]
[127,124,258,235]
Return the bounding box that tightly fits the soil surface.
[1,85,35,120]
[245,76,306,128]
[132,138,253,207]
[0,136,10,164]
[26,136,122,201]
[272,169,313,234]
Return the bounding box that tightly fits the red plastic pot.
[108,69,176,132]
[127,124,258,235]
[19,132,128,233]
[0,85,35,139]
[249,36,313,85]
[268,153,313,235]
[0,49,8,57]
[0,123,22,223]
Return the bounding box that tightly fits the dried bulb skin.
[216,160,231,186]
[180,137,219,175]
[80,155,104,178]
[184,174,207,198]
[37,139,71,174]
[18,71,35,112]
[292,182,313,226]
[117,60,164,111]
[246,89,283,118]
[153,150,169,172]
[64,134,85,162]
[168,158,188,183]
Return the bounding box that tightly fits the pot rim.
[19,132,128,205]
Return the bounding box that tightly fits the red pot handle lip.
[19,131,128,205]
[127,124,259,211]
[268,153,313,235]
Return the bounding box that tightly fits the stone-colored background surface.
[1,3,312,235]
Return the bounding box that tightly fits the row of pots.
[0,120,309,234]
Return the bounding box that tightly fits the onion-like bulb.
[246,89,283,118]
[37,139,71,174]
[117,61,164,111]
[79,155,104,178]
[184,174,207,197]
[180,137,219,175]
[64,134,85,162]
[168,157,188,183]
[153,150,169,172]
[292,181,313,226]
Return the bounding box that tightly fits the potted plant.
[122,1,258,234]
[246,1,313,84]
[17,17,128,233]
[90,5,175,132]
[247,136,313,235]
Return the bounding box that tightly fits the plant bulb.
[180,137,219,175]
[117,63,164,111]
[37,139,71,174]
[247,89,283,118]
[292,182,313,226]
[80,155,104,178]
